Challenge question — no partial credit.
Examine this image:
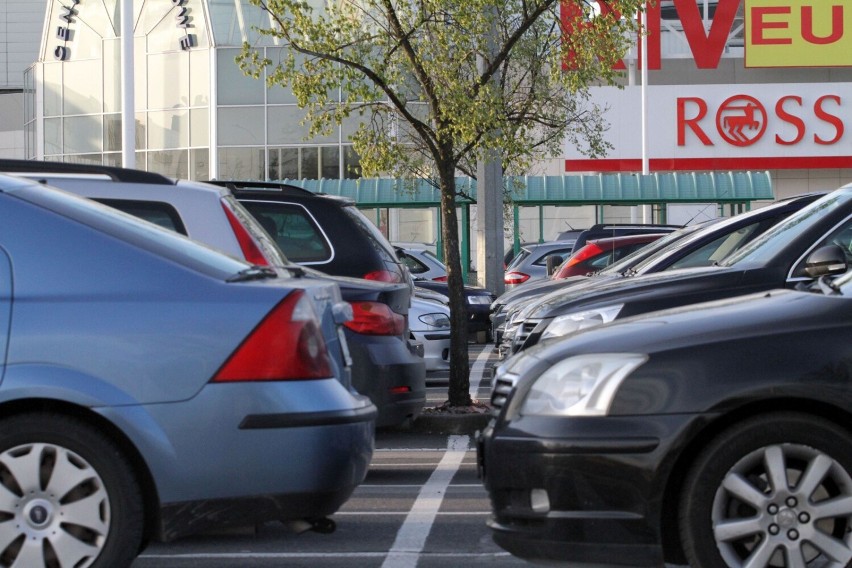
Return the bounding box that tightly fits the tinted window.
[399,252,429,274]
[666,222,762,270]
[532,249,572,267]
[341,205,405,277]
[241,201,332,263]
[94,199,186,234]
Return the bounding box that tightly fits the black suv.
[211,181,426,426]
[509,187,852,355]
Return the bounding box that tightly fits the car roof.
[585,233,668,247]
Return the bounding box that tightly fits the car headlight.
[519,354,647,417]
[539,305,623,341]
[468,296,492,305]
[418,313,450,328]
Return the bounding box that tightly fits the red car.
[552,233,666,279]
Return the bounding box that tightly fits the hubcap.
[0,442,110,567]
[712,443,852,567]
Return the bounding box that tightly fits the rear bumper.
[410,329,450,370]
[346,331,427,427]
[102,379,376,541]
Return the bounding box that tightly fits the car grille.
[490,373,518,417]
[512,319,540,353]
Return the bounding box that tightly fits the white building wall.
[0,0,46,158]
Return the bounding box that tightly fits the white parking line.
[469,346,494,399]
[381,435,469,568]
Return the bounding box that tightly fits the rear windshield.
[341,205,405,277]
[17,182,252,279]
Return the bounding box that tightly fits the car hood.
[527,265,731,319]
[533,287,845,363]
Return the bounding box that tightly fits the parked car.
[570,222,681,251]
[507,187,852,355]
[504,241,577,288]
[0,173,375,566]
[0,161,425,428]
[551,233,666,278]
[395,245,448,281]
[409,298,451,370]
[414,279,497,340]
[494,194,819,353]
[479,266,852,567]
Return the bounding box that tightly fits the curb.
[408,411,491,435]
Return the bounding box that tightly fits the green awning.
[277,171,772,208]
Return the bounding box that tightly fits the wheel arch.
[659,398,852,565]
[0,398,162,546]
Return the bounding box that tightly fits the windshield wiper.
[227,266,279,282]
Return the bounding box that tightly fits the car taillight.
[344,302,405,336]
[432,275,448,282]
[504,272,530,285]
[554,244,603,279]
[364,270,402,283]
[221,201,270,266]
[212,290,332,382]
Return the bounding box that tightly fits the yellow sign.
[745,0,852,67]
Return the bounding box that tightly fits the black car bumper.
[346,331,426,428]
[478,413,703,567]
[468,303,492,335]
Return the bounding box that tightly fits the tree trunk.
[437,160,472,407]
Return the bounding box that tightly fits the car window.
[399,252,429,274]
[532,249,572,267]
[666,222,761,270]
[721,192,852,268]
[340,205,405,278]
[94,199,186,234]
[600,228,693,275]
[241,201,332,263]
[507,249,531,270]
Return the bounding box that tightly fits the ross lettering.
[775,96,805,145]
[678,94,844,147]
[54,46,69,61]
[814,95,843,144]
[170,0,195,50]
[677,98,713,146]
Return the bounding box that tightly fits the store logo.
[678,93,844,147]
[716,96,768,146]
[172,0,196,50]
[54,0,81,61]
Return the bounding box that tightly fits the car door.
[0,248,9,379]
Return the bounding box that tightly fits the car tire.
[0,413,144,568]
[679,412,852,568]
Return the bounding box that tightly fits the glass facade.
[26,0,360,182]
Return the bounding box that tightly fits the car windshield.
[719,191,852,267]
[599,227,695,275]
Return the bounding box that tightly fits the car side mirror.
[546,255,563,276]
[804,245,847,278]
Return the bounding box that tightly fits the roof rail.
[0,159,175,185]
[209,180,315,197]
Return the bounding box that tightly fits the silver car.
[409,297,451,370]
[504,241,576,288]
[395,245,448,282]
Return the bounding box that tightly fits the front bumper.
[478,412,702,567]
[467,302,493,335]
[346,331,427,428]
[410,329,450,371]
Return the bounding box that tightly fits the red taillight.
[213,291,332,382]
[432,275,448,282]
[504,272,530,285]
[344,301,405,336]
[221,201,270,266]
[553,244,603,279]
[364,270,402,283]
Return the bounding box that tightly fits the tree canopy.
[239,0,644,406]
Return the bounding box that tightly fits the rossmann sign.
[564,84,852,171]
[561,0,852,171]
